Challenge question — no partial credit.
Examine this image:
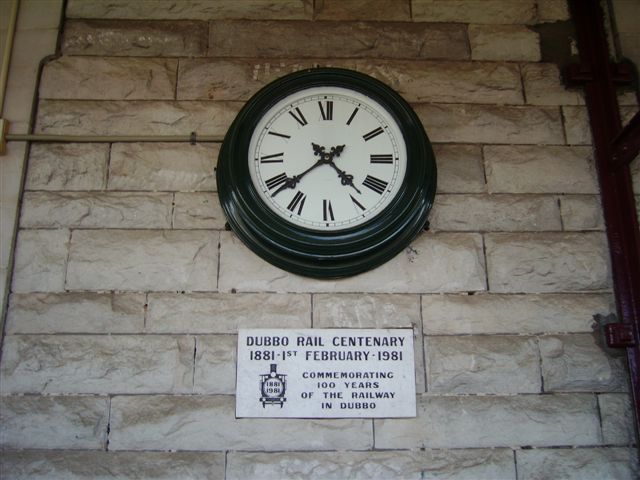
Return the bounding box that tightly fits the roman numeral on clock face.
[362,175,388,194]
[289,107,308,126]
[260,152,284,163]
[370,154,393,164]
[319,100,333,121]
[287,191,307,214]
[323,199,335,221]
[363,126,384,141]
[265,173,288,190]
[346,107,359,125]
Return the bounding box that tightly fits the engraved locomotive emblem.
[260,364,287,407]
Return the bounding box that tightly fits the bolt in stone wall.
[1,1,639,479]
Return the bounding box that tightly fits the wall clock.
[217,68,436,278]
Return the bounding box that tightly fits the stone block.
[485,233,611,293]
[521,63,584,106]
[0,395,109,449]
[109,395,372,450]
[109,143,218,192]
[563,106,637,146]
[6,292,145,334]
[426,335,541,394]
[374,393,601,448]
[146,292,311,333]
[415,104,564,144]
[227,449,516,480]
[0,450,226,480]
[430,194,561,232]
[20,192,173,229]
[11,229,69,293]
[469,25,541,62]
[485,145,598,194]
[62,19,208,56]
[209,20,469,59]
[66,0,313,20]
[25,143,108,191]
[516,448,638,480]
[66,230,218,292]
[35,100,240,136]
[539,334,628,392]
[422,293,614,335]
[178,59,522,105]
[412,0,537,24]
[434,144,485,194]
[560,195,605,230]
[40,57,178,100]
[599,393,637,445]
[193,335,236,394]
[315,0,411,20]
[219,231,486,294]
[0,335,194,394]
[536,0,570,22]
[173,193,226,229]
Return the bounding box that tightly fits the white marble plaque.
[236,328,416,418]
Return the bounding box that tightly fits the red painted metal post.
[567,0,640,444]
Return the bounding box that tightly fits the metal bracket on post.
[605,323,637,349]
[0,119,8,155]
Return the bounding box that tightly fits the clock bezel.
[217,67,436,278]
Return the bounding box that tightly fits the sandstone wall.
[1,1,639,478]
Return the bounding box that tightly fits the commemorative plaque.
[236,328,416,418]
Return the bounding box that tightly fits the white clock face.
[248,86,407,231]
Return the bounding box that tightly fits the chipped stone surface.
[6,292,145,334]
[0,335,194,394]
[0,395,109,449]
[422,293,614,335]
[434,144,485,194]
[315,0,411,21]
[178,59,522,104]
[62,19,208,56]
[11,229,69,293]
[25,143,108,191]
[20,192,173,229]
[516,447,639,480]
[412,0,537,24]
[0,450,226,480]
[146,293,311,333]
[219,231,486,293]
[173,193,226,229]
[539,334,629,392]
[426,335,541,394]
[313,294,419,329]
[416,104,564,144]
[485,145,598,194]
[66,0,313,20]
[109,395,372,451]
[599,393,637,445]
[469,25,541,61]
[35,100,240,136]
[485,233,611,293]
[66,230,218,291]
[227,448,516,480]
[374,394,601,448]
[40,57,178,100]
[209,20,469,59]
[430,194,561,232]
[560,195,605,231]
[521,63,584,106]
[193,335,236,394]
[109,143,218,192]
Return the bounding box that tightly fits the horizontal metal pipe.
[5,133,224,143]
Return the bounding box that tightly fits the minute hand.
[270,159,324,197]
